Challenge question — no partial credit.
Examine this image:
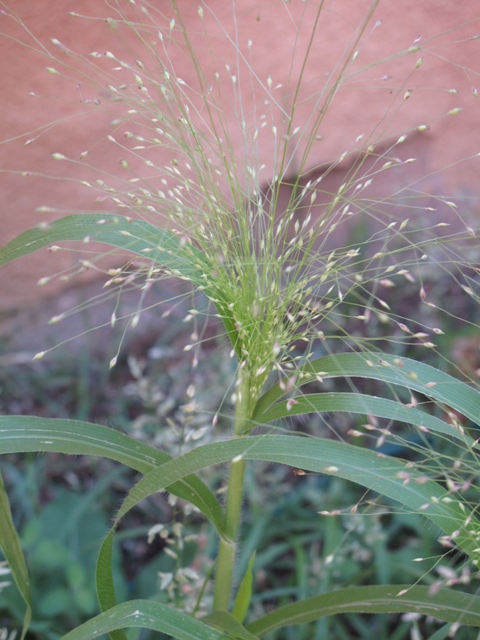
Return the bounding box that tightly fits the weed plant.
[1,1,480,639]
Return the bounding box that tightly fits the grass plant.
[1,1,480,638]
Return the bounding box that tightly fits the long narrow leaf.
[0,416,224,537]
[254,353,480,426]
[245,585,480,636]
[0,213,209,284]
[256,392,471,444]
[117,435,480,562]
[95,434,480,624]
[232,552,256,624]
[0,471,32,640]
[0,213,241,355]
[59,599,231,640]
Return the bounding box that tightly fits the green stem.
[212,457,246,611]
[212,374,251,611]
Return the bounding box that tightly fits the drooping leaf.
[0,416,224,537]
[0,213,241,355]
[59,599,231,640]
[0,213,209,284]
[254,352,480,427]
[255,392,472,444]
[115,435,480,562]
[0,471,32,640]
[95,434,480,623]
[245,585,480,637]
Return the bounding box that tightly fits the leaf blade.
[0,416,224,537]
[0,213,209,284]
[203,611,260,639]
[95,434,480,620]
[245,585,480,636]
[254,353,480,426]
[257,392,471,444]
[0,213,241,355]
[0,471,32,640]
[59,599,231,640]
[232,552,256,624]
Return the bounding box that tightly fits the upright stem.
[212,374,251,611]
[212,457,246,611]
